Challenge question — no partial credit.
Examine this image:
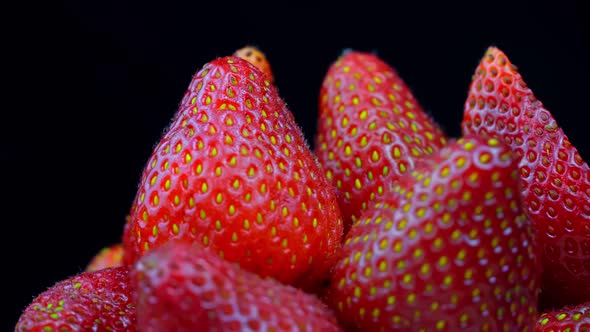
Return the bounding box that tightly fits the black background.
[5,0,588,329]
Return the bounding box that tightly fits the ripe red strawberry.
[536,301,590,331]
[86,243,125,272]
[122,56,343,291]
[315,50,448,232]
[327,136,541,331]
[234,45,274,84]
[462,46,590,307]
[131,240,343,332]
[15,266,135,331]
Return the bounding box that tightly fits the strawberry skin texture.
[131,240,344,332]
[462,46,590,307]
[328,136,541,331]
[86,243,125,272]
[15,266,135,331]
[536,301,590,331]
[123,56,343,291]
[315,50,448,232]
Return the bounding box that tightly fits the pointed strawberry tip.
[481,46,519,74]
[484,46,504,60]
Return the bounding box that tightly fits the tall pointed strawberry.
[315,50,448,232]
[123,56,343,291]
[327,136,541,331]
[462,46,590,307]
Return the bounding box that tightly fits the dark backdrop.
[5,0,588,329]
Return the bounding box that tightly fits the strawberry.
[86,243,125,272]
[15,266,135,331]
[536,301,590,331]
[462,46,590,307]
[131,240,343,332]
[122,56,343,291]
[315,50,448,232]
[234,45,274,84]
[327,136,541,331]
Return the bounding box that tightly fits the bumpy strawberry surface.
[15,266,135,331]
[315,50,447,232]
[462,46,590,307]
[123,56,343,291]
[131,240,343,332]
[536,301,590,331]
[328,136,541,331]
[234,45,274,84]
[86,243,125,272]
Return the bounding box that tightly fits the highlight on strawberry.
[462,46,590,309]
[326,135,541,331]
[131,240,343,331]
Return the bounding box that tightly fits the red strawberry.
[536,301,590,331]
[462,46,590,307]
[122,56,343,291]
[315,50,448,232]
[131,240,343,332]
[234,45,274,84]
[15,266,135,331]
[86,243,125,272]
[327,136,541,331]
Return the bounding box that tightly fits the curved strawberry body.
[131,240,343,332]
[315,50,447,232]
[328,136,541,331]
[536,301,590,331]
[123,56,343,291]
[462,46,590,306]
[15,266,135,331]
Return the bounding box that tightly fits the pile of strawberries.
[15,45,590,331]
